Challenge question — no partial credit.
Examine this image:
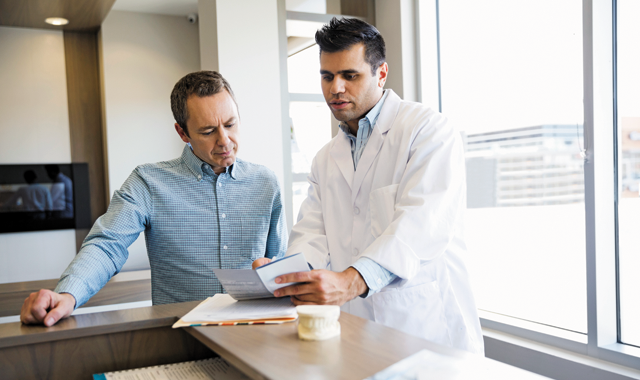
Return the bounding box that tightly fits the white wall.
[375,0,419,102]
[0,27,72,164]
[199,0,287,194]
[0,26,77,284]
[100,10,200,271]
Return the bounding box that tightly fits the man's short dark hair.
[315,17,386,75]
[171,71,237,137]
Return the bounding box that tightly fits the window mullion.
[582,0,617,356]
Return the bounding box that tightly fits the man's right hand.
[20,290,76,327]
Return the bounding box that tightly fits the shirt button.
[223,245,228,250]
[197,175,202,181]
[377,278,382,284]
[221,213,226,219]
[354,207,360,215]
[218,182,222,187]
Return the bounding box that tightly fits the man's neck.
[345,91,384,135]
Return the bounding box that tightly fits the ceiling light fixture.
[45,17,69,26]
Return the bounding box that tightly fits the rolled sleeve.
[53,275,88,309]
[351,257,397,298]
[53,168,151,308]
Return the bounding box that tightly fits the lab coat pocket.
[369,184,399,238]
[372,281,450,347]
[241,214,270,260]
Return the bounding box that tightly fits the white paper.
[102,357,250,380]
[255,252,311,293]
[366,349,501,380]
[212,269,272,300]
[181,294,297,323]
[212,253,310,300]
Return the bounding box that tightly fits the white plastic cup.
[296,305,341,341]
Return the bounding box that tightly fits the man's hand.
[20,290,76,327]
[252,258,272,270]
[273,268,368,306]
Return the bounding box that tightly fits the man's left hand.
[273,268,368,306]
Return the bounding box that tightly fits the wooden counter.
[0,301,547,379]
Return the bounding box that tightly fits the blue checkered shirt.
[338,90,398,297]
[54,145,287,307]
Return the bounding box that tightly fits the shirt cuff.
[53,275,90,310]
[350,257,397,298]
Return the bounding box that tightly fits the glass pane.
[436,0,586,333]
[617,0,640,347]
[288,45,321,94]
[290,101,332,219]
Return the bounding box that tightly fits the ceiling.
[111,0,197,16]
[0,0,116,31]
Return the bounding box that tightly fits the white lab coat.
[287,90,484,354]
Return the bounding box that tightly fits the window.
[434,0,586,333]
[286,40,331,221]
[419,0,640,370]
[616,0,640,348]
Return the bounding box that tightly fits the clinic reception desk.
[0,301,546,379]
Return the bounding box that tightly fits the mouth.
[215,150,232,157]
[329,100,351,110]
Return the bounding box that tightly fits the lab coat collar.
[329,89,401,197]
[351,89,401,203]
[330,131,355,191]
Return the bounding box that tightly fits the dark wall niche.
[0,163,91,233]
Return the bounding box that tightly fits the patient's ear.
[175,123,190,143]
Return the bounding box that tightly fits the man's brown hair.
[170,71,237,137]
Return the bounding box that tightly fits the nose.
[330,77,346,96]
[217,127,231,147]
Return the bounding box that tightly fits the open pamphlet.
[172,293,298,328]
[93,357,250,380]
[212,252,310,300]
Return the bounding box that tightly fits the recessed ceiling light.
[45,17,69,26]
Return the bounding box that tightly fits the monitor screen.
[0,163,91,233]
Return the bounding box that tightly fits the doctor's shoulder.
[394,100,451,138]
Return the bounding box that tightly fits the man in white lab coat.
[254,17,483,354]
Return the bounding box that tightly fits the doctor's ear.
[377,62,388,88]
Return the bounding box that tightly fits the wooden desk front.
[0,301,545,379]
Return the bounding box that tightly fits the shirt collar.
[339,89,389,137]
[181,144,240,180]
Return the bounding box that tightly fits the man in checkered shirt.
[20,71,288,326]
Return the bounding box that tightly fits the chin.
[331,110,350,123]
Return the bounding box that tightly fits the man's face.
[320,43,387,128]
[175,91,239,174]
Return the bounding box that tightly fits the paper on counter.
[180,294,297,323]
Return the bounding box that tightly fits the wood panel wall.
[341,0,375,25]
[63,31,109,250]
[0,326,215,379]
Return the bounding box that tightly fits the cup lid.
[296,305,341,318]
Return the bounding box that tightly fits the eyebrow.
[320,69,360,75]
[198,117,237,131]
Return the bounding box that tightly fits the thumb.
[43,294,74,327]
[252,258,272,270]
